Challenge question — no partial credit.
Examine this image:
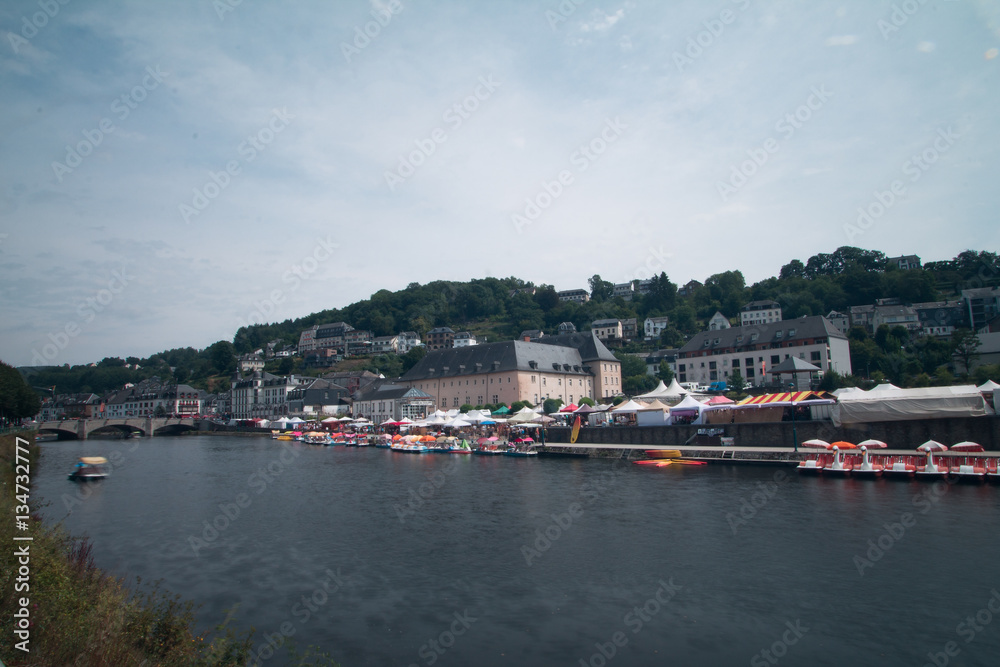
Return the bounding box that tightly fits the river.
[35,435,1000,666]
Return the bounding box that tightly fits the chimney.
[523,336,530,342]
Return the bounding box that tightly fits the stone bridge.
[37,417,202,440]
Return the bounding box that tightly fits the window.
[788,329,795,337]
[811,351,822,361]
[771,355,780,365]
[709,361,717,370]
[746,367,755,378]
[732,358,740,367]
[679,364,686,372]
[531,376,536,383]
[775,331,782,339]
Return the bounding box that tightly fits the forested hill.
[232,247,999,353]
[18,247,1000,396]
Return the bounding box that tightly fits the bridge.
[37,417,202,440]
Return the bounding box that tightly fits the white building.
[708,311,731,330]
[397,331,422,354]
[825,311,850,335]
[644,316,670,340]
[677,316,851,387]
[740,300,782,326]
[557,289,590,303]
[231,372,312,419]
[453,332,478,347]
[613,282,634,300]
[372,335,400,355]
[591,319,623,342]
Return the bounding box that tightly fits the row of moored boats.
[797,439,997,482]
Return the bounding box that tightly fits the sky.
[1,0,998,367]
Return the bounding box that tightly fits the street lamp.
[789,381,798,453]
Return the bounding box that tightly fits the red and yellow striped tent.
[737,391,829,406]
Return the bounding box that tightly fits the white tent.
[669,394,707,424]
[978,380,1000,392]
[509,410,542,423]
[635,381,670,400]
[272,417,290,426]
[287,417,305,424]
[321,417,339,423]
[612,399,645,413]
[663,378,688,397]
[832,385,991,426]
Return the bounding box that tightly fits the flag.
[570,415,581,444]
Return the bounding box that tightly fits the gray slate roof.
[678,316,844,357]
[401,340,592,381]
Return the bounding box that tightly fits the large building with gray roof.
[399,331,622,407]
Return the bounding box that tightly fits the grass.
[0,432,339,667]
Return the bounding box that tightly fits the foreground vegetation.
[0,434,338,666]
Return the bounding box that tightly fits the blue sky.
[1,0,998,366]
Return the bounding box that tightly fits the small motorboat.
[68,457,108,482]
[853,446,884,478]
[796,458,823,474]
[949,442,986,483]
[504,448,537,457]
[882,457,917,480]
[822,446,853,476]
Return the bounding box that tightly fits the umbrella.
[951,441,984,452]
[380,419,397,426]
[801,439,831,449]
[477,437,489,445]
[831,441,857,449]
[917,440,947,452]
[488,436,499,442]
[857,439,887,449]
[521,436,534,443]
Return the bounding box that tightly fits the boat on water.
[473,447,505,455]
[68,457,108,482]
[504,449,537,457]
[822,446,853,476]
[852,446,884,478]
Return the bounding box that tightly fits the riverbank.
[0,432,338,666]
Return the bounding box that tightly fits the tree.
[0,361,41,422]
[510,400,531,412]
[400,346,426,374]
[277,357,294,375]
[459,403,475,413]
[543,397,563,414]
[951,329,981,376]
[657,360,674,383]
[207,340,237,375]
[588,274,614,302]
[728,370,746,393]
[154,404,167,417]
[614,352,648,378]
[579,397,595,407]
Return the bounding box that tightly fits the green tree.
[588,274,614,302]
[0,361,41,421]
[657,360,674,383]
[543,397,564,414]
[728,370,746,393]
[614,351,648,378]
[400,347,426,374]
[460,403,475,413]
[206,340,237,375]
[951,329,981,376]
[579,397,595,407]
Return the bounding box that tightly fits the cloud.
[826,35,859,46]
[580,8,625,32]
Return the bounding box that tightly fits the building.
[231,372,312,419]
[372,335,400,355]
[103,378,202,418]
[676,316,851,387]
[613,282,634,300]
[708,311,731,331]
[591,319,623,343]
[37,393,101,421]
[644,316,670,340]
[637,279,654,295]
[643,349,679,377]
[304,348,340,369]
[427,327,455,351]
[848,304,875,332]
[520,329,544,341]
[557,321,577,334]
[352,380,435,424]
[962,287,1000,331]
[397,332,422,354]
[557,289,590,303]
[887,254,921,270]
[622,318,638,342]
[399,332,622,406]
[872,305,920,332]
[345,329,373,356]
[740,300,782,326]
[677,280,702,297]
[238,353,265,373]
[825,311,850,335]
[453,332,478,347]
[913,301,966,337]
[297,327,317,354]
[320,370,381,395]
[286,378,350,416]
[508,287,536,298]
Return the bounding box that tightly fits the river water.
[35,435,1000,667]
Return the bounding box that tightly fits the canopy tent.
[611,399,645,413]
[737,391,831,406]
[509,410,542,423]
[287,417,305,424]
[573,404,598,414]
[321,417,340,423]
[272,417,290,426]
[832,384,991,426]
[635,380,684,401]
[558,403,579,413]
[669,394,707,424]
[644,399,672,410]
[491,405,510,415]
[705,395,734,405]
[978,380,1000,392]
